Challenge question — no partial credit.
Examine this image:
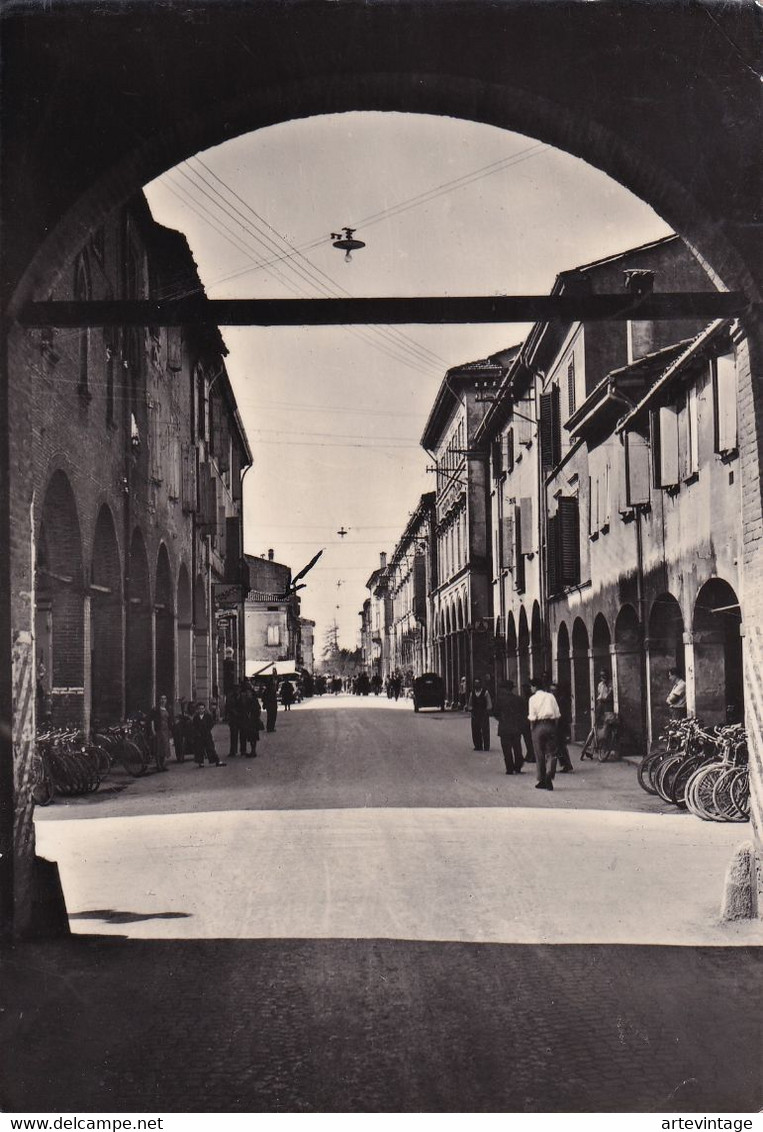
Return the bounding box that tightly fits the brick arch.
[36,469,85,719]
[8,4,762,310]
[155,544,175,705]
[90,503,123,723]
[126,527,152,715]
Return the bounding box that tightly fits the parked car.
[412,673,445,712]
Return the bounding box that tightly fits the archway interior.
[648,594,685,742]
[127,530,152,715]
[571,618,591,741]
[693,579,743,726]
[614,604,645,756]
[91,506,123,724]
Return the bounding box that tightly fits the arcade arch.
[35,471,85,724]
[647,593,685,743]
[126,529,152,715]
[614,604,645,756]
[693,579,743,726]
[90,505,123,723]
[571,618,591,741]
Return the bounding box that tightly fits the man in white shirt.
[527,677,561,791]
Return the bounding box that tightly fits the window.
[567,356,576,417]
[504,427,514,474]
[267,625,281,647]
[491,438,503,479]
[713,352,738,453]
[539,385,562,472]
[557,496,581,587]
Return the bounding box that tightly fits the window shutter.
[514,504,526,593]
[491,438,503,479]
[148,397,162,482]
[504,427,514,474]
[567,356,576,416]
[603,462,611,525]
[625,430,650,506]
[519,495,534,553]
[558,496,580,587]
[501,510,514,573]
[658,405,680,487]
[539,386,561,472]
[547,514,560,596]
[715,353,737,452]
[181,443,196,512]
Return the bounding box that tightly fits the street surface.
[4,696,762,1112]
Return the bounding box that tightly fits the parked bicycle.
[581,712,620,762]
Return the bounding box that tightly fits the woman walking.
[150,694,172,772]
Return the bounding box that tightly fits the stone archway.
[194,573,210,704]
[90,504,123,724]
[530,601,544,681]
[571,618,591,741]
[693,578,743,726]
[517,607,530,694]
[614,604,645,756]
[177,564,193,707]
[506,613,518,689]
[36,471,85,725]
[555,622,572,728]
[155,545,175,707]
[126,529,152,715]
[648,593,685,743]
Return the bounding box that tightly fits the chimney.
[268,548,274,561]
[380,551,387,569]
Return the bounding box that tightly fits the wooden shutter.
[539,385,561,472]
[491,438,503,479]
[501,509,514,573]
[504,427,514,474]
[547,513,560,595]
[519,495,534,553]
[625,430,650,506]
[714,353,737,452]
[558,496,580,587]
[656,405,679,487]
[567,356,576,416]
[514,503,526,593]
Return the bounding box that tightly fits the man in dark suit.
[493,680,528,774]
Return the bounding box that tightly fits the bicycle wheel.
[31,757,55,806]
[730,768,750,819]
[712,767,748,822]
[118,739,148,776]
[637,751,664,795]
[687,764,725,820]
[671,754,712,809]
[655,753,684,803]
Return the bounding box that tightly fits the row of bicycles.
[638,716,749,822]
[32,720,157,806]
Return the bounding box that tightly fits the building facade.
[387,493,437,680]
[244,551,302,676]
[27,193,250,734]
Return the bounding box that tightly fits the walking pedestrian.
[521,682,537,764]
[262,676,278,733]
[468,677,492,751]
[549,681,574,773]
[459,674,467,711]
[192,701,225,767]
[492,679,527,774]
[240,684,262,757]
[226,684,243,757]
[281,679,295,711]
[149,694,172,772]
[528,676,561,790]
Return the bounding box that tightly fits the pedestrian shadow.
[68,908,191,924]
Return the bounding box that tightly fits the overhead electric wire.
[169,160,446,375]
[190,140,549,292]
[159,169,438,379]
[191,154,450,371]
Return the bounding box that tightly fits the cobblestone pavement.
[1,937,760,1113]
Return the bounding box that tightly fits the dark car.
[412,673,445,712]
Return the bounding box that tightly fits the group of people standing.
[224,676,285,758]
[467,676,576,791]
[149,696,225,769]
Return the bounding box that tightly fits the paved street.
[4,696,762,1112]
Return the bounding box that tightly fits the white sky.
[144,111,672,653]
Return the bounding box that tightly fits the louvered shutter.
[501,509,514,573]
[547,514,560,595]
[181,442,196,512]
[514,504,526,592]
[558,496,580,586]
[519,496,534,553]
[540,385,562,472]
